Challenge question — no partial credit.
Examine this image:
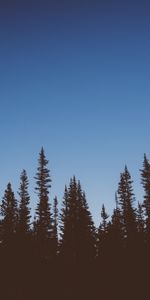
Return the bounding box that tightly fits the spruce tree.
[110,195,124,260]
[137,202,145,235]
[52,196,58,255]
[60,177,96,263]
[136,202,145,253]
[78,187,96,261]
[97,204,109,259]
[18,169,31,235]
[140,154,150,240]
[1,183,18,243]
[60,177,77,261]
[100,204,109,231]
[34,148,52,241]
[117,166,137,250]
[111,193,123,242]
[59,185,69,256]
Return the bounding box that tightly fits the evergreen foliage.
[97,204,109,258]
[140,154,150,239]
[60,177,96,262]
[117,166,137,249]
[1,183,18,243]
[0,150,150,299]
[18,169,31,235]
[52,196,58,255]
[34,147,52,240]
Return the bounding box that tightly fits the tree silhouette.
[77,186,96,262]
[140,154,150,243]
[34,148,53,261]
[34,148,52,239]
[18,169,31,235]
[0,150,150,299]
[59,185,69,256]
[136,202,145,256]
[108,194,124,261]
[60,177,96,263]
[97,204,109,259]
[117,166,137,251]
[137,202,145,235]
[1,183,18,244]
[52,196,58,256]
[100,203,109,231]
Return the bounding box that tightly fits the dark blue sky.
[0,0,150,225]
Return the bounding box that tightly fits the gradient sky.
[0,0,150,226]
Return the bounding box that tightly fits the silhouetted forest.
[0,148,150,300]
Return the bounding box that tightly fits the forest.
[0,148,150,300]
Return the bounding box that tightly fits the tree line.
[0,148,150,300]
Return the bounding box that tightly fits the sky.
[0,0,150,226]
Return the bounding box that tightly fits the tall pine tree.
[1,183,18,243]
[18,169,31,236]
[109,194,123,261]
[97,204,109,259]
[60,177,96,263]
[117,166,137,251]
[52,196,58,256]
[140,154,150,241]
[34,148,52,244]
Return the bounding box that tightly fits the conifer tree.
[60,177,96,262]
[136,202,145,254]
[100,204,109,231]
[78,187,96,261]
[110,195,123,260]
[34,148,52,241]
[18,169,31,235]
[111,193,123,239]
[52,196,58,255]
[137,202,145,235]
[140,154,150,239]
[59,185,69,255]
[1,183,18,243]
[97,204,109,258]
[117,166,137,249]
[60,177,78,260]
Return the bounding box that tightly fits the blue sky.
[0,0,150,225]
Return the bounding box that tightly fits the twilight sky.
[0,0,150,225]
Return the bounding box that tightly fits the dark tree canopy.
[34,147,52,240]
[0,150,150,299]
[1,183,18,243]
[60,177,96,262]
[52,196,58,255]
[140,154,150,239]
[117,166,137,248]
[18,169,31,235]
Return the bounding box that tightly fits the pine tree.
[34,147,52,241]
[110,195,124,260]
[78,187,96,261]
[60,177,78,261]
[117,166,137,250]
[100,204,109,231]
[136,202,145,256]
[52,196,58,255]
[60,177,96,263]
[111,193,123,241]
[1,183,18,243]
[59,185,69,256]
[140,154,150,240]
[97,204,109,258]
[137,202,145,235]
[18,169,31,235]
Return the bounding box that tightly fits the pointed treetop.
[144,153,149,162]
